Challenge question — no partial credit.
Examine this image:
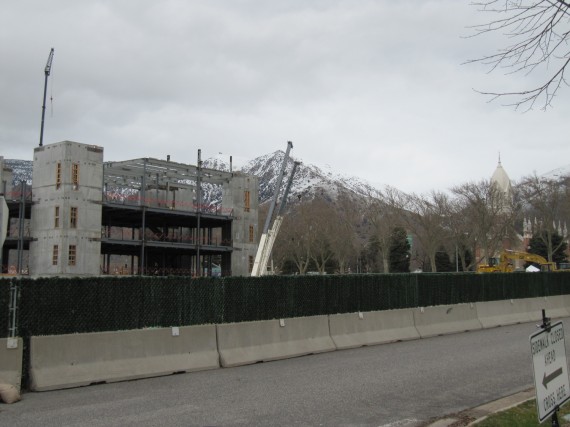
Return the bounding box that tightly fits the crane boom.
[251,159,299,277]
[45,48,54,76]
[39,48,54,147]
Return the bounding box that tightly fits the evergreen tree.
[280,259,298,275]
[389,227,411,273]
[435,246,454,272]
[528,232,568,264]
[365,235,381,272]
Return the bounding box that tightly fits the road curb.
[424,387,535,426]
[466,388,535,425]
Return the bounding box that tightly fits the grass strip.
[476,399,570,426]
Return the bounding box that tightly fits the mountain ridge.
[6,155,570,205]
[3,151,381,205]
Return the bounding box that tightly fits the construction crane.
[39,48,54,147]
[251,142,298,276]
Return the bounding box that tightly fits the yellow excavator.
[477,250,557,273]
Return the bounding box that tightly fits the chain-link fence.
[2,272,570,339]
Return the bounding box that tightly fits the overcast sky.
[1,0,569,194]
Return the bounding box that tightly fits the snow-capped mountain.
[3,152,380,206]
[202,156,232,173]
[4,159,32,185]
[240,150,380,204]
[543,165,570,180]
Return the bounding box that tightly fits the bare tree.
[365,200,392,273]
[451,179,518,266]
[401,191,450,273]
[365,186,406,273]
[275,206,312,274]
[327,192,360,274]
[306,198,336,274]
[468,0,570,109]
[517,173,570,261]
[445,198,473,271]
[274,197,337,274]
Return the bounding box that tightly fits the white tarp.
[526,265,540,273]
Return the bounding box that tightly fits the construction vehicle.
[251,142,298,276]
[477,250,557,273]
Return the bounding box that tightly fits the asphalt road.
[1,318,564,427]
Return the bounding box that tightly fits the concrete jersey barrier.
[329,309,420,349]
[216,316,336,368]
[475,297,547,328]
[11,295,570,392]
[413,304,482,338]
[29,325,219,391]
[544,295,570,319]
[0,338,23,392]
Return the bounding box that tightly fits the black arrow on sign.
[543,367,563,389]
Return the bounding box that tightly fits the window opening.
[68,245,76,266]
[244,190,250,212]
[56,162,62,189]
[52,245,59,265]
[70,207,78,228]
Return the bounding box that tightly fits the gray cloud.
[1,0,568,193]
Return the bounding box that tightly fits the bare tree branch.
[467,0,570,109]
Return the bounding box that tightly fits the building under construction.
[0,140,259,277]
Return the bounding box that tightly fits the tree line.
[269,173,570,274]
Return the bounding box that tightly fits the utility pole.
[39,48,54,147]
[196,149,202,277]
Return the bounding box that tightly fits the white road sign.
[530,321,570,423]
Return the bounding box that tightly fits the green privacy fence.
[0,280,9,339]
[2,272,570,339]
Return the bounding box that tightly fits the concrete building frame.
[0,141,259,277]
